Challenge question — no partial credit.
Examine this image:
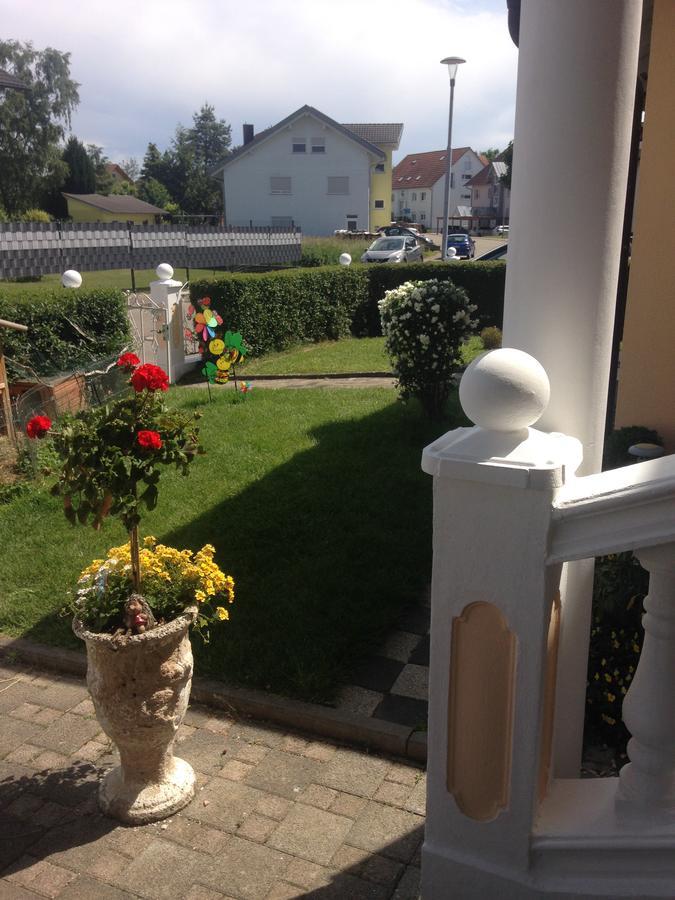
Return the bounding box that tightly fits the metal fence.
[0,222,302,280]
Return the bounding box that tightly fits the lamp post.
[440,56,466,261]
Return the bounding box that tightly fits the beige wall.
[66,198,155,224]
[615,0,675,450]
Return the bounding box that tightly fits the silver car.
[361,236,423,264]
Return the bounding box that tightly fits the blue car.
[446,233,475,259]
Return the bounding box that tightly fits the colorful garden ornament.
[192,298,250,399]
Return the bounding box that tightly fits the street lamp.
[440,56,466,261]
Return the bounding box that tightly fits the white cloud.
[2,0,518,162]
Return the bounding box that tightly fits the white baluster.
[617,542,675,818]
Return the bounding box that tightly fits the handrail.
[547,454,675,563]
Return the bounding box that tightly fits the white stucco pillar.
[149,264,186,384]
[502,0,643,774]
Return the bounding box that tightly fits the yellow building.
[341,123,403,230]
[63,193,165,224]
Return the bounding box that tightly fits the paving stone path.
[0,660,424,899]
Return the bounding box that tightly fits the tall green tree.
[63,136,96,193]
[0,40,79,215]
[86,144,115,195]
[480,148,500,162]
[499,141,513,190]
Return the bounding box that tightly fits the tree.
[63,136,96,193]
[86,144,115,195]
[480,148,500,162]
[138,105,232,216]
[0,40,79,215]
[121,157,140,182]
[110,179,138,196]
[137,177,173,210]
[499,141,513,190]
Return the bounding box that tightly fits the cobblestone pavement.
[0,661,424,899]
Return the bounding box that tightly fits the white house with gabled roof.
[210,105,403,235]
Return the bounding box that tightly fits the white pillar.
[149,264,186,384]
[422,350,583,898]
[618,542,675,817]
[502,0,643,774]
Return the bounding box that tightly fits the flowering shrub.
[66,538,234,640]
[378,279,478,418]
[25,354,220,637]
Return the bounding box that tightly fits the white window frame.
[292,138,306,153]
[311,137,325,153]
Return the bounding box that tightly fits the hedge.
[190,267,368,356]
[0,289,129,378]
[356,260,506,336]
[191,261,505,353]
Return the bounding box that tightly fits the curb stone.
[0,634,427,763]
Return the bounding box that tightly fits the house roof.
[340,123,403,148]
[210,105,388,174]
[62,193,166,214]
[391,148,474,190]
[105,163,133,182]
[466,160,508,187]
[0,68,29,91]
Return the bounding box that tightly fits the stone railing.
[421,348,675,899]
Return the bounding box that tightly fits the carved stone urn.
[73,606,197,825]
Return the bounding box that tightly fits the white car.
[361,236,423,264]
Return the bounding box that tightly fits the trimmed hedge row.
[0,289,129,377]
[191,267,368,356]
[191,261,505,354]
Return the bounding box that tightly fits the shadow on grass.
[15,390,466,704]
[164,395,462,704]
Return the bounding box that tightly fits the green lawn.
[0,386,466,702]
[0,267,224,298]
[242,337,391,375]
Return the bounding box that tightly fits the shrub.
[19,209,52,223]
[379,278,478,419]
[354,260,505,336]
[480,325,502,349]
[585,551,648,757]
[190,267,368,357]
[0,289,130,377]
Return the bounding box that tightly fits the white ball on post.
[155,263,174,282]
[61,270,82,289]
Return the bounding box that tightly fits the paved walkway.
[0,660,424,900]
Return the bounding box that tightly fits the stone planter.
[73,606,197,825]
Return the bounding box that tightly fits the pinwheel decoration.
[191,297,251,398]
[193,304,223,342]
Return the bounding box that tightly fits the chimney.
[243,123,254,145]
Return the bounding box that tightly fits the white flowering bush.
[378,279,478,419]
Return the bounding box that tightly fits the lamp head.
[440,56,466,81]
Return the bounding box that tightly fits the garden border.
[0,633,427,763]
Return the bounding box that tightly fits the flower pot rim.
[73,605,198,647]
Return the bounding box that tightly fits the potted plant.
[26,353,234,824]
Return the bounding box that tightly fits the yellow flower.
[215,606,229,621]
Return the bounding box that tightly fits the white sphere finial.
[339,253,352,266]
[447,247,457,258]
[61,269,82,289]
[459,348,550,432]
[156,263,174,281]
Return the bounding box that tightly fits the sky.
[3,0,519,167]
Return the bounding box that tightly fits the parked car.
[377,225,435,248]
[446,233,476,259]
[474,243,508,261]
[361,236,423,264]
[494,225,510,235]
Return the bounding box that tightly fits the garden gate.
[126,292,169,372]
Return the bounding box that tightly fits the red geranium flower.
[26,415,52,439]
[130,363,169,393]
[117,352,140,370]
[137,430,163,450]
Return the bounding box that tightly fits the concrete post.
[501,0,643,774]
[422,350,583,898]
[149,264,187,384]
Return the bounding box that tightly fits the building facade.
[212,106,402,236]
[391,148,486,230]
